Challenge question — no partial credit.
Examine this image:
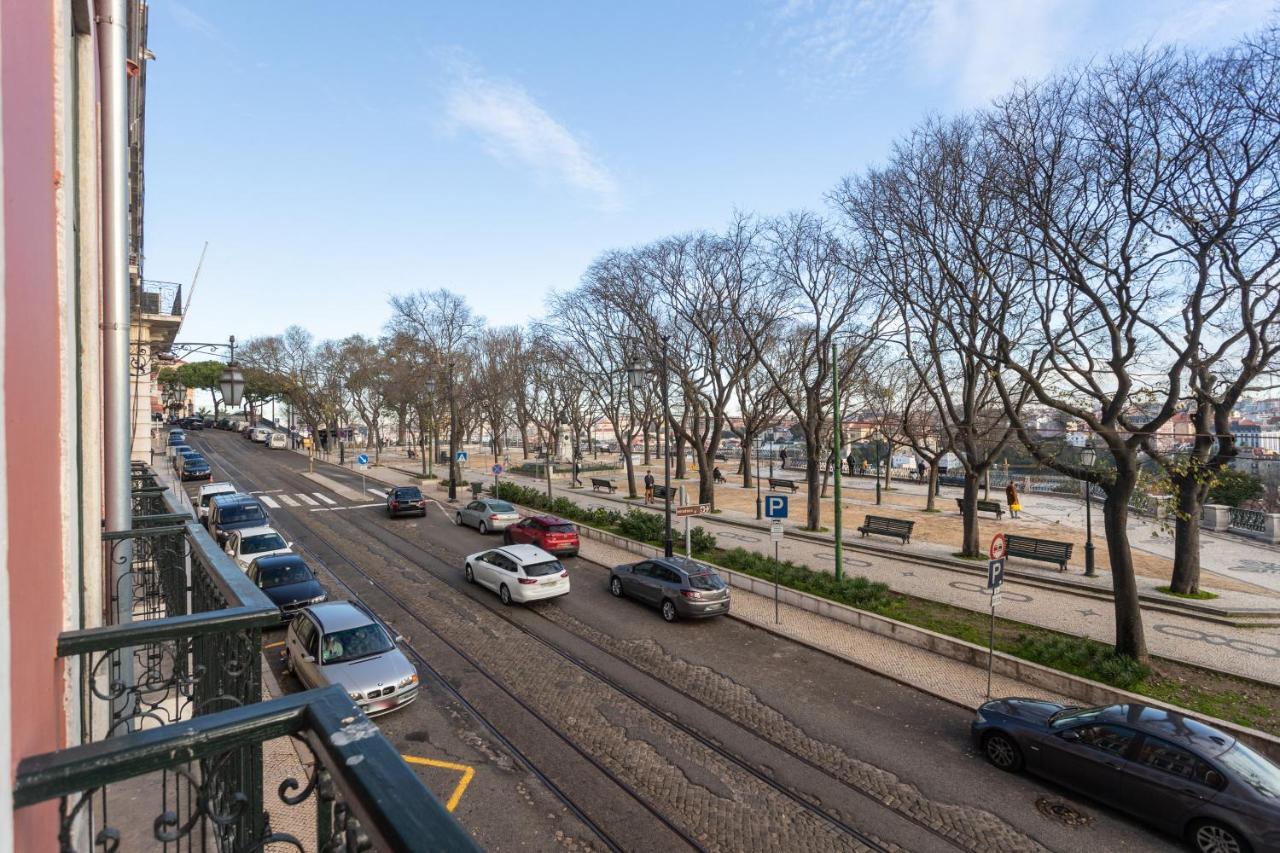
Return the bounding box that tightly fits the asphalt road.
[181,429,1176,853]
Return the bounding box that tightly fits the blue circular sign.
[356,454,369,465]
[492,464,503,474]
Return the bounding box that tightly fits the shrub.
[714,547,893,611]
[1009,633,1150,689]
[618,508,667,542]
[689,526,717,553]
[1208,467,1265,508]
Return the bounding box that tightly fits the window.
[487,501,515,513]
[321,624,393,664]
[524,560,563,578]
[632,562,653,578]
[548,523,576,533]
[688,572,725,591]
[1135,737,1221,788]
[294,617,317,654]
[469,501,484,511]
[658,567,682,584]
[494,554,517,572]
[1071,724,1136,757]
[1216,745,1278,798]
[241,533,287,554]
[259,562,314,589]
[220,504,266,524]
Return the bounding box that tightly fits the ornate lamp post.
[424,377,437,479]
[1080,441,1098,577]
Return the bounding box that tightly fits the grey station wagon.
[609,556,730,622]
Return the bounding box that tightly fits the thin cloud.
[169,1,219,40]
[443,63,619,206]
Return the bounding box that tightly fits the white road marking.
[296,494,318,506]
[260,495,280,509]
[278,494,299,507]
[310,502,383,512]
[368,488,386,497]
[313,493,336,505]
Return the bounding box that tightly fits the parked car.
[172,447,198,471]
[182,417,204,431]
[180,454,212,482]
[609,557,731,622]
[202,418,215,429]
[165,432,187,447]
[216,418,231,430]
[386,486,427,517]
[267,432,288,449]
[503,515,579,557]
[284,601,418,717]
[454,498,520,533]
[463,544,570,605]
[208,494,269,547]
[972,699,1280,853]
[249,427,271,443]
[223,525,292,571]
[247,554,326,621]
[197,482,237,527]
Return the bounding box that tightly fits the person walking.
[1005,481,1021,519]
[644,470,655,504]
[779,447,788,470]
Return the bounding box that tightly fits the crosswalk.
[251,489,383,513]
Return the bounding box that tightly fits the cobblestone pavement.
[499,472,1280,685]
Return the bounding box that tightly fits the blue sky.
[145,0,1273,345]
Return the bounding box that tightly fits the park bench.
[1005,534,1073,572]
[955,498,1005,519]
[652,484,678,501]
[768,477,799,493]
[857,514,915,544]
[590,477,617,493]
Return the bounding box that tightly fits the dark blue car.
[180,454,211,481]
[246,555,326,621]
[972,699,1280,853]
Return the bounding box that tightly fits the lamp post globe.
[425,378,437,395]
[1081,439,1097,577]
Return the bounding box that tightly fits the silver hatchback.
[285,601,419,717]
[609,557,731,622]
[455,498,520,533]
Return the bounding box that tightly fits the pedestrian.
[713,466,726,484]
[917,461,926,482]
[861,458,869,475]
[780,447,788,470]
[1005,481,1021,519]
[644,470,655,504]
[847,450,856,477]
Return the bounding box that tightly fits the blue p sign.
[764,495,789,518]
[987,558,1005,589]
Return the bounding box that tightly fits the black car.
[386,486,427,517]
[208,494,270,546]
[972,699,1280,853]
[609,556,731,622]
[180,455,212,481]
[247,555,326,621]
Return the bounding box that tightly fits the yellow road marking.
[264,640,286,649]
[400,754,475,812]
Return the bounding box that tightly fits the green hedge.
[713,547,894,610]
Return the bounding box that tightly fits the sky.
[144,0,1274,348]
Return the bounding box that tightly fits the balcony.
[14,464,476,851]
[135,280,182,319]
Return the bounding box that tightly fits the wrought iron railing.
[136,279,182,317]
[1230,506,1268,533]
[15,686,479,852]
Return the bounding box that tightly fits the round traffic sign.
[989,532,1007,561]
[492,464,503,474]
[356,453,369,465]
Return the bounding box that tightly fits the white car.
[249,427,271,443]
[197,482,238,527]
[267,432,288,449]
[463,544,570,605]
[224,525,292,571]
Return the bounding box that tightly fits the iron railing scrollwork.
[15,687,479,852]
[1230,506,1267,533]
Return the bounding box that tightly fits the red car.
[503,515,580,557]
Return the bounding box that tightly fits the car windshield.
[394,488,422,499]
[687,572,725,591]
[221,504,266,524]
[241,533,287,554]
[1217,744,1280,799]
[524,559,563,577]
[201,491,233,506]
[259,563,313,589]
[487,501,515,513]
[321,624,393,664]
[1048,706,1098,727]
[548,523,576,533]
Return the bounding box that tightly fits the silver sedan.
[455,498,520,533]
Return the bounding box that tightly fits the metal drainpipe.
[100,0,132,625]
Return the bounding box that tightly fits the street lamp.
[424,377,437,479]
[754,436,763,520]
[629,339,674,558]
[1080,440,1098,578]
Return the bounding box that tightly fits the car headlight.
[310,594,326,604]
[348,691,363,701]
[398,673,418,688]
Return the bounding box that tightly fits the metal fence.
[1230,506,1268,534]
[136,279,182,316]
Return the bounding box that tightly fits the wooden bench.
[768,477,799,493]
[955,498,1005,519]
[652,484,678,501]
[590,477,617,493]
[857,514,915,544]
[1006,535,1073,571]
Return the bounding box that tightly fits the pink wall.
[3,0,65,848]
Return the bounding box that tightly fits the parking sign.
[764,495,789,519]
[987,558,1005,590]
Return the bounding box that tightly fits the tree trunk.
[741,432,755,487]
[622,438,637,498]
[396,405,407,446]
[696,445,714,507]
[643,426,651,465]
[960,472,981,557]
[1104,466,1148,662]
[520,423,530,459]
[674,434,686,480]
[1169,476,1208,594]
[925,461,938,512]
[805,437,822,530]
[883,439,893,489]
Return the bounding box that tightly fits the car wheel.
[610,577,624,597]
[982,732,1023,773]
[499,584,511,606]
[464,563,475,584]
[479,521,488,534]
[1189,820,1250,853]
[454,513,462,526]
[661,599,678,622]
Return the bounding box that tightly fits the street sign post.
[770,518,785,623]
[356,453,369,493]
[492,463,502,494]
[764,495,788,519]
[986,533,1006,698]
